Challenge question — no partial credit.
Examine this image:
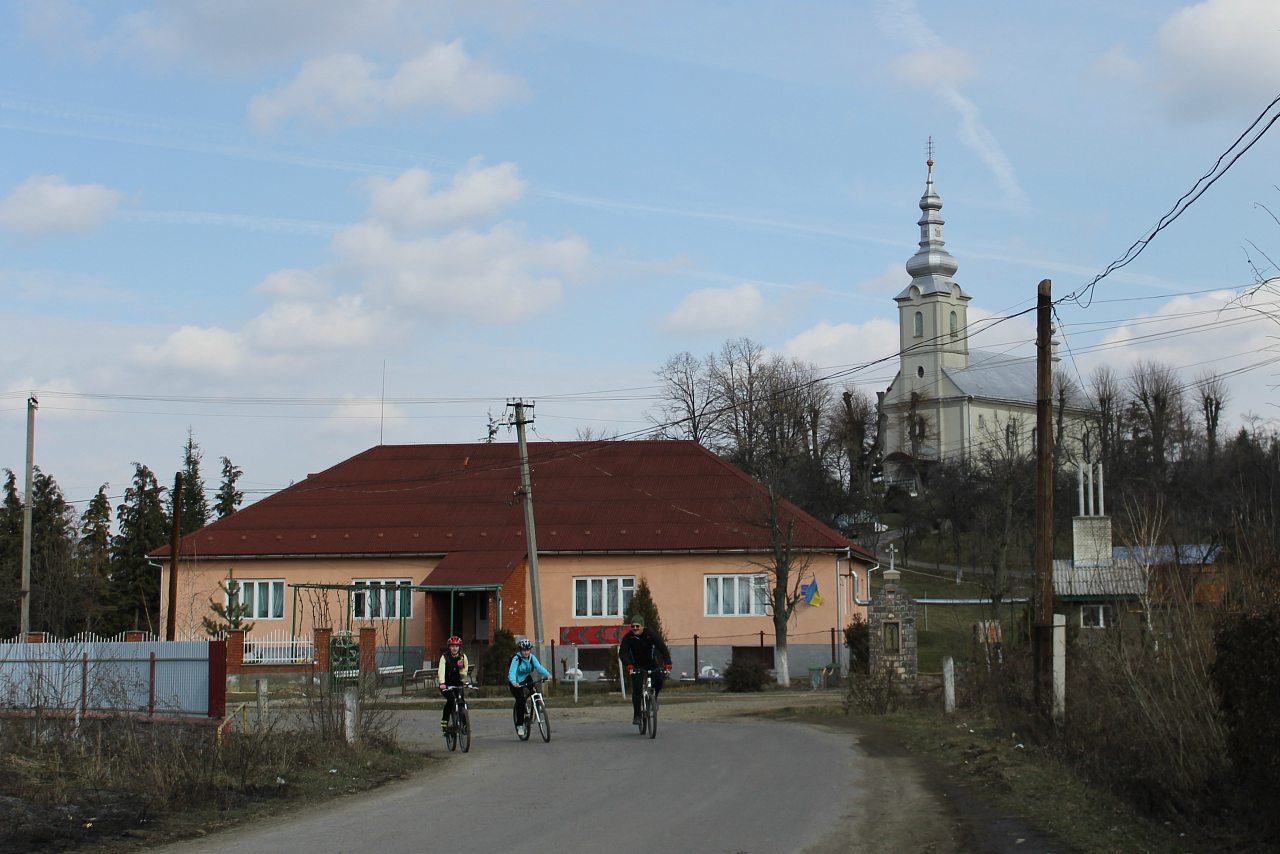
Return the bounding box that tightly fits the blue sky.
[2,0,1279,510]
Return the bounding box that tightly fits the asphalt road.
[151,695,965,854]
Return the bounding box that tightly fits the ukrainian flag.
[802,578,822,606]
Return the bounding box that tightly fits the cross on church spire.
[926,136,934,178]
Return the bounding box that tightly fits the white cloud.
[246,295,389,352]
[249,42,522,131]
[889,46,975,88]
[334,220,587,323]
[366,159,525,233]
[781,319,900,375]
[1090,45,1142,84]
[255,269,332,300]
[662,284,765,334]
[857,263,909,296]
[0,175,121,238]
[128,326,249,377]
[1154,0,1280,119]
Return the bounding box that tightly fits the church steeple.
[900,142,963,298]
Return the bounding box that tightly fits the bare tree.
[1089,365,1123,467]
[744,486,815,686]
[708,337,769,472]
[1195,371,1229,465]
[1129,360,1183,476]
[649,351,721,443]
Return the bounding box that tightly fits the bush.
[723,658,770,692]
[482,629,517,685]
[845,615,869,675]
[843,663,900,714]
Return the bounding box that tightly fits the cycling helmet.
[446,636,462,646]
[516,638,533,651]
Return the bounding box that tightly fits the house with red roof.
[156,440,876,680]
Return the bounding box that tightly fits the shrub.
[843,663,899,714]
[482,629,517,685]
[723,658,770,692]
[845,615,869,675]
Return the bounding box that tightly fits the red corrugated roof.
[426,550,524,586]
[158,440,867,561]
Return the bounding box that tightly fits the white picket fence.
[242,630,314,665]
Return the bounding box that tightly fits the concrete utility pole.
[511,400,545,661]
[166,472,183,641]
[19,395,36,635]
[1034,279,1056,720]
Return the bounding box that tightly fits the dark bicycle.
[442,683,473,753]
[515,679,550,743]
[634,668,660,739]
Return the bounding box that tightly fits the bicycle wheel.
[517,699,531,741]
[458,704,471,753]
[647,689,658,739]
[637,691,648,735]
[444,709,457,752]
[534,695,550,742]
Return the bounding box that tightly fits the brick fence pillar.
[26,632,49,643]
[124,631,145,642]
[227,629,246,674]
[358,627,377,674]
[314,627,332,672]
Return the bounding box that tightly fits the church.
[878,159,1087,488]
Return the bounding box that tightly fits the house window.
[1080,604,1117,628]
[573,576,636,618]
[705,574,768,616]
[978,414,986,429]
[883,621,901,653]
[949,311,958,338]
[913,311,924,338]
[352,579,412,619]
[227,579,285,620]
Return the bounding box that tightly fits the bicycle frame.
[518,679,551,743]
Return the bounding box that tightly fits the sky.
[2,0,1279,514]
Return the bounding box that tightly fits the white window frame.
[226,579,286,620]
[573,576,636,619]
[1080,603,1116,629]
[705,573,768,616]
[352,579,412,620]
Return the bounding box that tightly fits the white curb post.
[344,686,358,743]
[943,656,955,715]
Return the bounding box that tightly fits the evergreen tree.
[0,471,23,637]
[215,456,244,520]
[201,571,255,637]
[627,577,666,642]
[177,431,210,535]
[108,463,170,634]
[76,485,114,633]
[28,469,81,635]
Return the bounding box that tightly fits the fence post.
[943,656,955,715]
[550,639,556,686]
[830,627,836,664]
[148,652,157,716]
[314,628,332,674]
[357,627,376,680]
[80,652,89,720]
[256,678,269,731]
[693,634,699,682]
[344,686,358,743]
[208,639,227,718]
[759,631,764,647]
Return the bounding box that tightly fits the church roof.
[943,350,1037,404]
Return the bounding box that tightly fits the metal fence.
[242,630,315,665]
[0,640,222,718]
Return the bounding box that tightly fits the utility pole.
[166,472,183,641]
[1034,279,1056,720]
[510,400,545,661]
[19,395,36,635]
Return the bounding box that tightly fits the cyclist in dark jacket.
[618,615,671,725]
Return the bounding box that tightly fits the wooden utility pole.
[166,472,182,641]
[511,400,545,660]
[1034,279,1055,718]
[19,395,37,635]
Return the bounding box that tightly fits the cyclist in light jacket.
[507,638,551,733]
[437,636,469,733]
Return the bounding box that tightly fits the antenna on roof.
[379,360,386,445]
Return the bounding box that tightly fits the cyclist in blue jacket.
[508,638,551,733]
